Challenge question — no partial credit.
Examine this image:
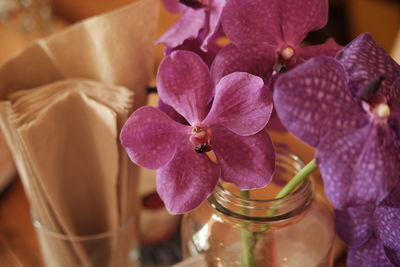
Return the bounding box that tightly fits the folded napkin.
[0,130,14,193]
[0,0,159,266]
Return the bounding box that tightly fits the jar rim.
[208,146,314,222]
[215,175,311,204]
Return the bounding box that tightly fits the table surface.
[0,177,348,267]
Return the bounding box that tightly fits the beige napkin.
[0,0,158,110]
[0,0,159,266]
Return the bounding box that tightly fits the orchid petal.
[222,0,282,46]
[157,8,206,49]
[389,77,400,110]
[389,111,400,145]
[384,246,400,266]
[158,99,189,125]
[204,72,273,136]
[156,139,220,214]
[374,187,400,250]
[211,126,275,189]
[120,106,190,169]
[210,43,276,84]
[347,237,394,267]
[280,0,328,45]
[157,50,214,124]
[296,38,342,64]
[265,109,287,132]
[317,124,400,209]
[274,57,367,147]
[201,0,225,51]
[334,205,374,248]
[166,38,220,67]
[161,0,186,13]
[336,33,400,98]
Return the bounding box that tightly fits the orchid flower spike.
[121,51,275,214]
[274,33,400,209]
[211,0,342,84]
[335,185,400,266]
[158,0,225,54]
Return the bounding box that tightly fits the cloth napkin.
[0,0,159,266]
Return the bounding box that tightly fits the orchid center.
[373,103,390,119]
[190,125,213,153]
[281,47,295,61]
[274,46,296,73]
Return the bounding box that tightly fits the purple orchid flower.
[273,33,400,209]
[120,50,275,214]
[335,186,400,266]
[158,0,225,53]
[210,0,342,83]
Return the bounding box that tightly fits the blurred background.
[1,0,400,66]
[0,0,399,266]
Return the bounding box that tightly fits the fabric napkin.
[0,0,159,266]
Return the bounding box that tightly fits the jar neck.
[208,147,314,223]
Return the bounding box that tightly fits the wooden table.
[0,178,347,267]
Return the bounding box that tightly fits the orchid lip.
[194,143,213,153]
[190,125,213,153]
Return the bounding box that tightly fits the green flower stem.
[238,159,318,266]
[276,159,318,199]
[267,159,318,217]
[239,190,255,267]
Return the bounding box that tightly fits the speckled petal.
[389,111,400,145]
[222,0,282,46]
[280,0,328,45]
[296,38,342,64]
[157,8,206,48]
[389,77,400,110]
[384,246,400,266]
[334,205,374,248]
[204,72,273,136]
[201,0,225,51]
[347,236,394,267]
[120,106,190,169]
[317,124,400,209]
[166,38,220,67]
[336,33,400,98]
[158,99,189,125]
[374,187,400,250]
[211,126,275,190]
[161,0,186,13]
[274,57,367,147]
[210,43,276,84]
[157,51,214,124]
[156,139,220,214]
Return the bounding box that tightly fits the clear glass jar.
[181,148,335,267]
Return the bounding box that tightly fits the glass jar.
[181,148,335,267]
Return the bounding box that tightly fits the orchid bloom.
[273,33,400,209]
[120,51,275,214]
[211,0,342,83]
[335,186,400,266]
[158,0,225,53]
